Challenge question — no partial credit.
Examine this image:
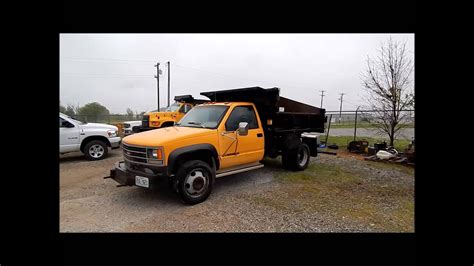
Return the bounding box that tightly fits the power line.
[61,56,314,86]
[61,56,322,90]
[60,72,152,78]
[61,57,154,64]
[173,64,318,90]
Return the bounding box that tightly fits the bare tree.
[362,37,414,146]
[126,108,134,120]
[65,104,76,116]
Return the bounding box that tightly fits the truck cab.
[107,87,326,205]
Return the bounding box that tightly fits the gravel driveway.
[60,149,414,232]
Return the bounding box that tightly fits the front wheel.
[84,140,108,160]
[176,160,215,205]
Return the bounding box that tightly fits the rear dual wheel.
[282,143,310,171]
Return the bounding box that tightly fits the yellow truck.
[138,95,208,131]
[106,87,326,205]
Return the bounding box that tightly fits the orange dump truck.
[106,87,326,204]
[139,95,208,131]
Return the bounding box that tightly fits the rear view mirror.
[237,122,249,136]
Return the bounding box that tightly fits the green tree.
[78,102,110,122]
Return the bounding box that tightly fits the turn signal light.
[155,149,163,160]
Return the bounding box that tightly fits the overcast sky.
[60,34,414,114]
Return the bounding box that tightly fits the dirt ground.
[60,149,414,232]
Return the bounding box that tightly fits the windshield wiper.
[187,121,205,128]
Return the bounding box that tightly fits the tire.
[176,160,215,205]
[282,143,310,171]
[84,140,109,160]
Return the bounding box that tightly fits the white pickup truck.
[59,112,121,160]
[122,120,142,136]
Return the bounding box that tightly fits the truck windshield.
[176,105,228,129]
[67,116,87,125]
[165,102,181,112]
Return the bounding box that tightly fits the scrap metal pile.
[363,139,415,166]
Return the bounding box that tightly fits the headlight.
[107,130,118,138]
[147,148,163,159]
[147,147,164,165]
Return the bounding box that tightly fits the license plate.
[135,176,149,188]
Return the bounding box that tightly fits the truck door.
[218,105,265,169]
[59,117,80,153]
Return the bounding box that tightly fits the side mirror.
[62,120,74,128]
[237,122,249,136]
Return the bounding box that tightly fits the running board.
[216,162,264,178]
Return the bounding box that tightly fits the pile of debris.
[364,154,413,165]
[364,139,415,166]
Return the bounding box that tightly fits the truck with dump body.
[106,87,326,204]
[139,94,208,131]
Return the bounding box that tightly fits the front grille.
[122,143,148,163]
[123,143,146,153]
[142,115,149,128]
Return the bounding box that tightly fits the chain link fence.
[70,114,144,124]
[325,109,414,127]
[69,109,414,144]
[321,109,415,147]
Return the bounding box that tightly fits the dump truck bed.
[174,94,209,104]
[200,86,326,134]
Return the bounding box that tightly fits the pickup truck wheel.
[282,143,310,171]
[177,160,215,205]
[84,140,108,160]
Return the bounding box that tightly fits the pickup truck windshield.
[176,105,227,129]
[66,115,87,125]
[165,102,181,112]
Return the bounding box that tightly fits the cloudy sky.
[60,34,414,114]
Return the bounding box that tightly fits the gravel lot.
[60,149,414,232]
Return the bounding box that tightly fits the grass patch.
[390,199,415,231]
[253,157,414,232]
[276,163,360,184]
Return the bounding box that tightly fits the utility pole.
[167,61,170,107]
[338,93,345,123]
[154,62,160,111]
[319,90,325,108]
